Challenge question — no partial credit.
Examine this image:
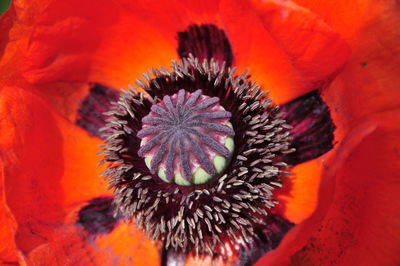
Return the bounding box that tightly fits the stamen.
[101,56,294,257]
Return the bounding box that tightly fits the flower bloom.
[0,0,399,265]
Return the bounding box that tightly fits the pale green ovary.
[145,157,152,169]
[213,155,226,174]
[146,136,234,186]
[157,168,170,183]
[224,137,234,152]
[192,167,212,185]
[174,172,191,186]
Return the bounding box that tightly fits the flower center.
[100,55,295,257]
[137,89,235,186]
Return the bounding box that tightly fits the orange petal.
[221,0,350,104]
[28,211,160,265]
[274,158,325,224]
[94,223,160,266]
[0,86,109,254]
[256,109,400,265]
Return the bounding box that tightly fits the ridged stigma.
[137,89,235,186]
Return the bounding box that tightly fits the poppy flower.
[0,0,399,265]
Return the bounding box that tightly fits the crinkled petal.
[221,0,350,103]
[0,86,108,253]
[0,166,25,264]
[326,7,400,132]
[0,0,176,119]
[1,0,350,112]
[27,211,160,265]
[256,109,400,265]
[0,86,160,264]
[295,0,400,129]
[0,87,161,263]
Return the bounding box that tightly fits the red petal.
[0,86,161,264]
[1,0,204,87]
[295,0,400,129]
[24,1,177,87]
[0,0,177,120]
[1,0,350,110]
[221,0,350,103]
[0,86,108,254]
[257,109,400,265]
[0,167,25,264]
[294,0,395,39]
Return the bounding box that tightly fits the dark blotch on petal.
[77,196,121,235]
[280,90,335,166]
[76,84,120,138]
[177,24,233,67]
[239,214,294,266]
